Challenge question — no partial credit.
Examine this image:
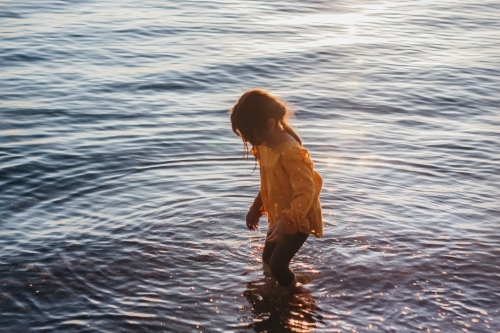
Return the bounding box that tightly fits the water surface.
[1,0,499,332]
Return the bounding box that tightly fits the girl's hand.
[266,220,286,243]
[246,208,261,230]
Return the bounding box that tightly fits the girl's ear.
[265,118,276,131]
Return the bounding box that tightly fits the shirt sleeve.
[251,191,266,216]
[281,146,316,234]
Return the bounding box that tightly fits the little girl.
[230,89,323,287]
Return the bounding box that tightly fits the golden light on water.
[268,13,365,26]
[287,318,316,332]
[231,11,386,56]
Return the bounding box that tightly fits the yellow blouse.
[252,142,323,238]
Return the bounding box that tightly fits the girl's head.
[230,89,301,153]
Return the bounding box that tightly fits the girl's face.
[249,128,268,146]
[243,119,276,146]
[242,130,265,146]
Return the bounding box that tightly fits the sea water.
[1,0,499,331]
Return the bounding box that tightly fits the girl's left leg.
[262,240,278,266]
[267,232,309,286]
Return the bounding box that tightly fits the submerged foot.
[295,274,313,285]
[247,280,290,297]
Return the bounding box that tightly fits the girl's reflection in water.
[242,277,324,332]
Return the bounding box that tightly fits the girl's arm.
[247,191,265,230]
[250,191,265,215]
